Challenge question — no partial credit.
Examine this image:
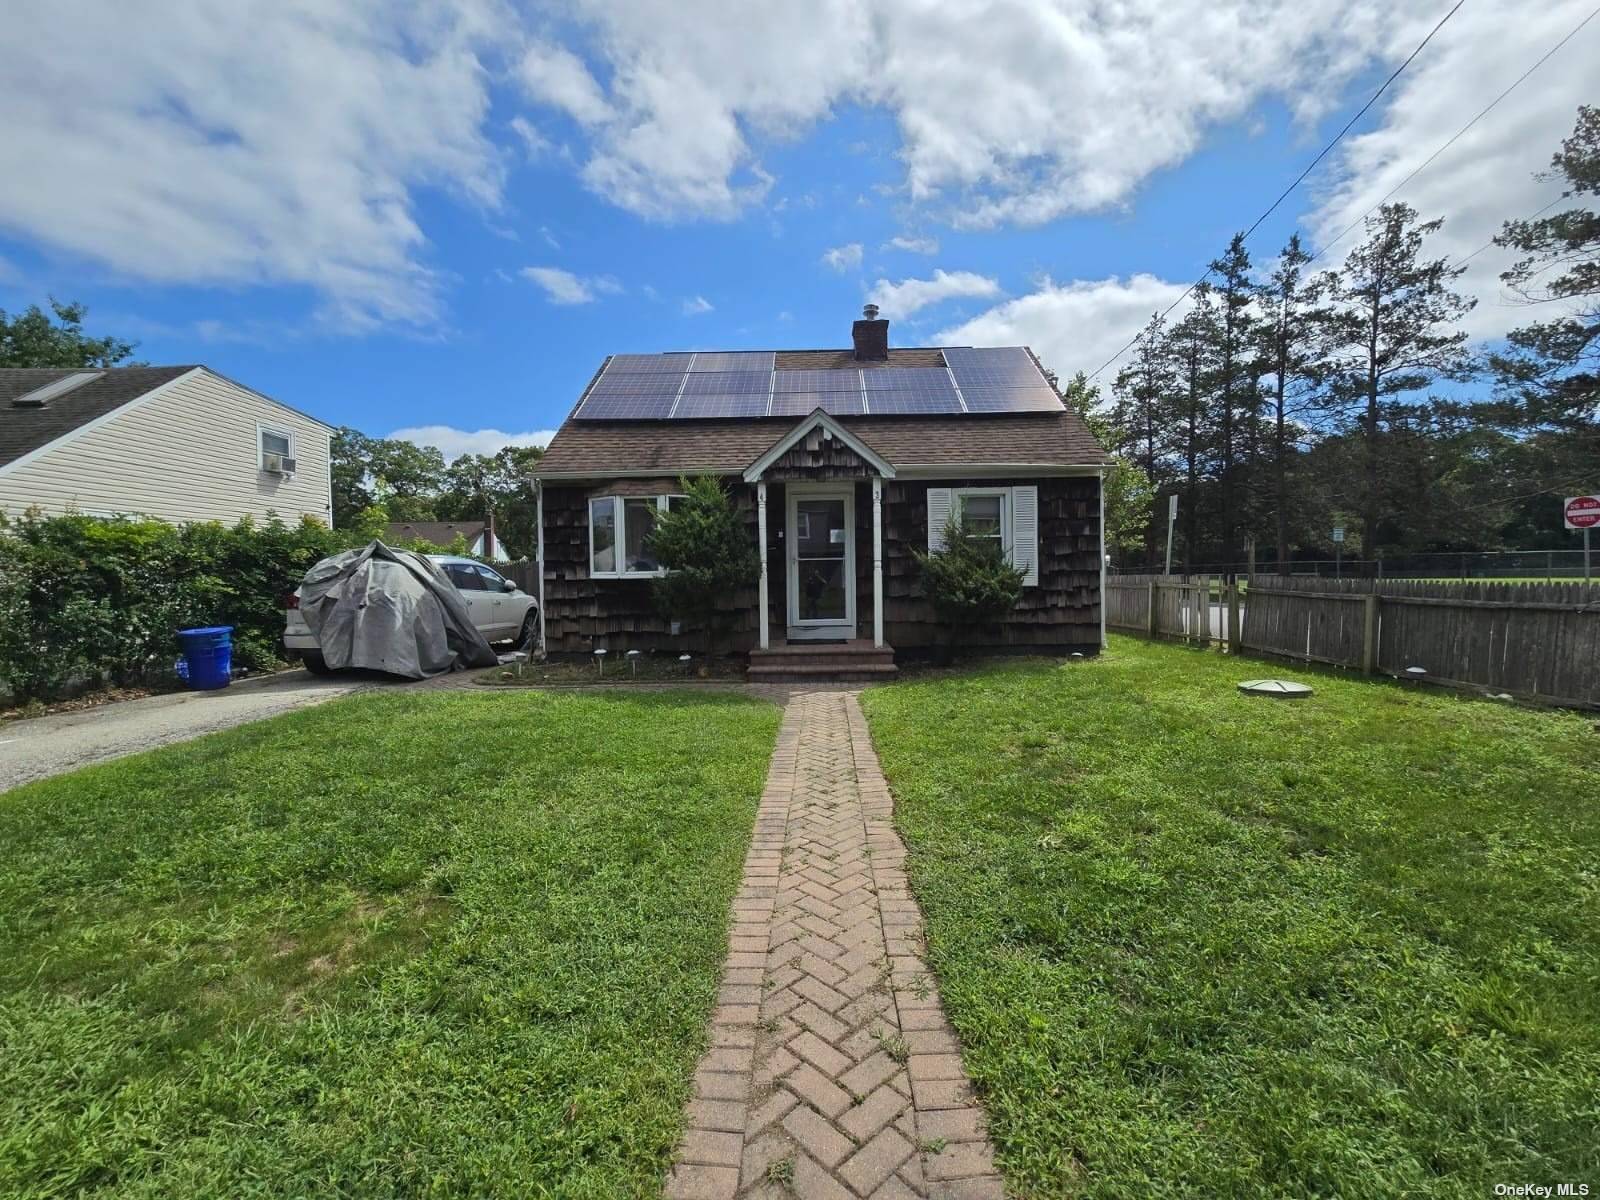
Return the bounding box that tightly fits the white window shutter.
[927,487,953,552]
[1010,485,1039,586]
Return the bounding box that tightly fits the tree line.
[329,431,543,559]
[1090,104,1598,571]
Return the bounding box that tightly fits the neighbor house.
[0,365,333,526]
[531,309,1109,679]
[385,519,510,562]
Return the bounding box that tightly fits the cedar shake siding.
[540,473,1102,658]
[534,334,1110,663]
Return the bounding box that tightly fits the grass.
[860,637,1600,1198]
[0,688,781,1198]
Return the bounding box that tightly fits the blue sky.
[1,1,1592,458]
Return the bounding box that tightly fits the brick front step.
[748,643,902,681]
[747,664,899,683]
[747,639,897,682]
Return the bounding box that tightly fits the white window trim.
[589,494,684,578]
[952,487,1012,555]
[257,421,296,470]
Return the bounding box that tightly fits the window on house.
[929,485,1039,587]
[259,424,293,468]
[590,494,686,578]
[624,498,660,573]
[590,498,617,575]
[957,492,1006,550]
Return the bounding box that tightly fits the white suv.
[284,554,538,675]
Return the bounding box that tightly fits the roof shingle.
[535,410,1108,477]
[0,366,197,468]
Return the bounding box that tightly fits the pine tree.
[1207,234,1259,564]
[1110,313,1172,556]
[1255,234,1328,573]
[1321,203,1475,556]
[1168,293,1220,567]
[1491,104,1600,494]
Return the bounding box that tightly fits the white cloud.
[0,2,508,330]
[520,266,622,305]
[936,274,1191,381]
[867,269,1000,319]
[511,1,1423,225]
[508,115,550,159]
[886,235,939,255]
[390,425,557,462]
[1303,0,1598,342]
[821,242,864,272]
[682,295,714,315]
[515,40,614,127]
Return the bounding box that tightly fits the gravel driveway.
[0,670,406,792]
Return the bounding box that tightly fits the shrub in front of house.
[914,511,1025,655]
[649,476,761,662]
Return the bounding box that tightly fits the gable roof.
[385,520,486,546]
[536,410,1107,478]
[743,410,896,482]
[0,366,197,468]
[536,341,1108,478]
[0,365,334,470]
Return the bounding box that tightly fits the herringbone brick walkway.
[665,690,1003,1200]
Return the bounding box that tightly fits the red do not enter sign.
[1565,495,1600,530]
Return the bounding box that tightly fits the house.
[0,365,333,526]
[385,519,510,562]
[530,308,1109,678]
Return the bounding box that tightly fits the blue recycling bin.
[177,626,234,690]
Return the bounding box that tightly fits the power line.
[1308,1,1600,267]
[1452,193,1566,268]
[1085,0,1466,382]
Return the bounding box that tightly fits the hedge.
[0,510,483,703]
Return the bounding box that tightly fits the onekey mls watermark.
[1493,1186,1590,1197]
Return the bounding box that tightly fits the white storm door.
[787,488,855,635]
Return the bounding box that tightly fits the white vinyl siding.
[0,369,332,527]
[926,484,1040,587]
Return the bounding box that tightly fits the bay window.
[589,494,685,578]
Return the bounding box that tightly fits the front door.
[787,488,855,639]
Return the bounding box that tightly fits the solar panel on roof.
[773,369,861,393]
[576,392,677,419]
[688,351,776,372]
[862,366,955,391]
[942,346,1042,383]
[672,392,771,418]
[863,393,964,416]
[957,387,1063,413]
[586,372,687,396]
[769,391,864,417]
[680,370,771,396]
[606,353,694,373]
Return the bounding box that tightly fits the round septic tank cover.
[1237,678,1313,698]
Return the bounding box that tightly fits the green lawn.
[0,689,781,1199]
[861,638,1600,1198]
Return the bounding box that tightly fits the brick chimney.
[852,303,889,361]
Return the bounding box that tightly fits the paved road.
[0,670,399,792]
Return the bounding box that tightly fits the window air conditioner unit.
[263,453,296,474]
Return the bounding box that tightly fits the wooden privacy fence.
[503,560,539,593]
[1106,574,1216,643]
[1242,578,1600,709]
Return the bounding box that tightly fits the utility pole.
[1164,494,1177,576]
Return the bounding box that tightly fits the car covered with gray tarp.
[294,542,500,678]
